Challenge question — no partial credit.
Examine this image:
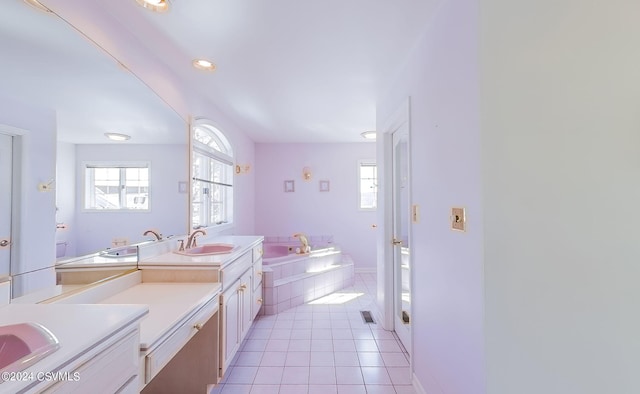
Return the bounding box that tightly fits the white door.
[392,127,411,351]
[0,133,12,278]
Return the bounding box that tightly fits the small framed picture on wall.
[319,180,330,192]
[284,180,295,192]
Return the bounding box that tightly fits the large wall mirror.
[0,1,188,298]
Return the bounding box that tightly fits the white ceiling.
[1,0,435,144]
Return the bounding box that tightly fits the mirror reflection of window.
[84,163,150,210]
[358,160,377,210]
[192,120,234,229]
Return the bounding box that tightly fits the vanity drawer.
[220,251,252,289]
[43,328,139,393]
[145,296,219,383]
[253,258,263,291]
[252,243,263,262]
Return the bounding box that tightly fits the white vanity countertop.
[0,303,148,393]
[55,254,138,270]
[98,282,222,351]
[139,235,263,268]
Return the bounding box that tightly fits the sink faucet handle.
[178,239,185,251]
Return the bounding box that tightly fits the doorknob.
[0,239,10,248]
[392,238,403,246]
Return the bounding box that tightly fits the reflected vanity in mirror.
[0,1,189,300]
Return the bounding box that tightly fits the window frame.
[82,161,151,212]
[191,119,234,230]
[358,159,377,211]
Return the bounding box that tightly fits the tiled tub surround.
[262,242,355,315]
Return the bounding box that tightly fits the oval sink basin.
[174,243,236,256]
[0,323,60,373]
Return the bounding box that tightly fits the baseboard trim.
[355,267,377,273]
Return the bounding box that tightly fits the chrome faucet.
[293,233,310,253]
[186,229,206,249]
[143,229,162,241]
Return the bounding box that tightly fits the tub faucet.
[143,229,162,241]
[293,233,310,253]
[186,229,206,249]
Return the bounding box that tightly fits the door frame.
[377,97,413,351]
[0,124,27,295]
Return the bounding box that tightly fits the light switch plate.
[451,207,465,231]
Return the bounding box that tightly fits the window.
[192,120,234,229]
[358,160,377,210]
[84,163,150,210]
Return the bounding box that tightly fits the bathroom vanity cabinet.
[219,242,263,374]
[0,304,147,394]
[139,235,264,380]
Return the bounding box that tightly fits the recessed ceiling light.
[23,0,52,13]
[360,131,377,140]
[104,132,132,141]
[135,0,170,13]
[192,59,216,72]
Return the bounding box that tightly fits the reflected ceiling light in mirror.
[135,0,170,13]
[104,132,132,141]
[23,0,52,13]
[192,59,216,72]
[360,131,377,140]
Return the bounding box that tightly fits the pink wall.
[254,143,376,270]
[377,0,485,392]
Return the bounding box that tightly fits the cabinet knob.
[257,298,263,304]
[194,323,203,331]
[239,283,247,291]
[257,271,263,276]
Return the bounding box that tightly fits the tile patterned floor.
[212,273,415,394]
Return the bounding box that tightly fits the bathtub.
[260,242,354,315]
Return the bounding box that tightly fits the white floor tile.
[309,385,337,394]
[361,367,392,385]
[218,274,414,394]
[226,366,258,384]
[279,384,309,394]
[220,384,252,394]
[290,329,312,339]
[253,366,284,385]
[258,351,287,367]
[336,385,367,394]
[334,352,360,367]
[357,352,385,367]
[310,351,335,366]
[281,366,310,384]
[381,352,410,367]
[234,352,263,366]
[285,351,311,366]
[288,339,312,351]
[248,385,279,394]
[335,366,364,385]
[309,366,337,385]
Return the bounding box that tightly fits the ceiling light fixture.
[134,0,170,13]
[23,0,52,13]
[192,59,216,72]
[104,132,132,141]
[360,131,377,140]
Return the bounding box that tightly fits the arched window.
[191,119,233,229]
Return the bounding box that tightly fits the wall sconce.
[302,166,312,181]
[235,164,251,175]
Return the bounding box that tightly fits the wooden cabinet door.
[239,270,253,342]
[222,281,240,372]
